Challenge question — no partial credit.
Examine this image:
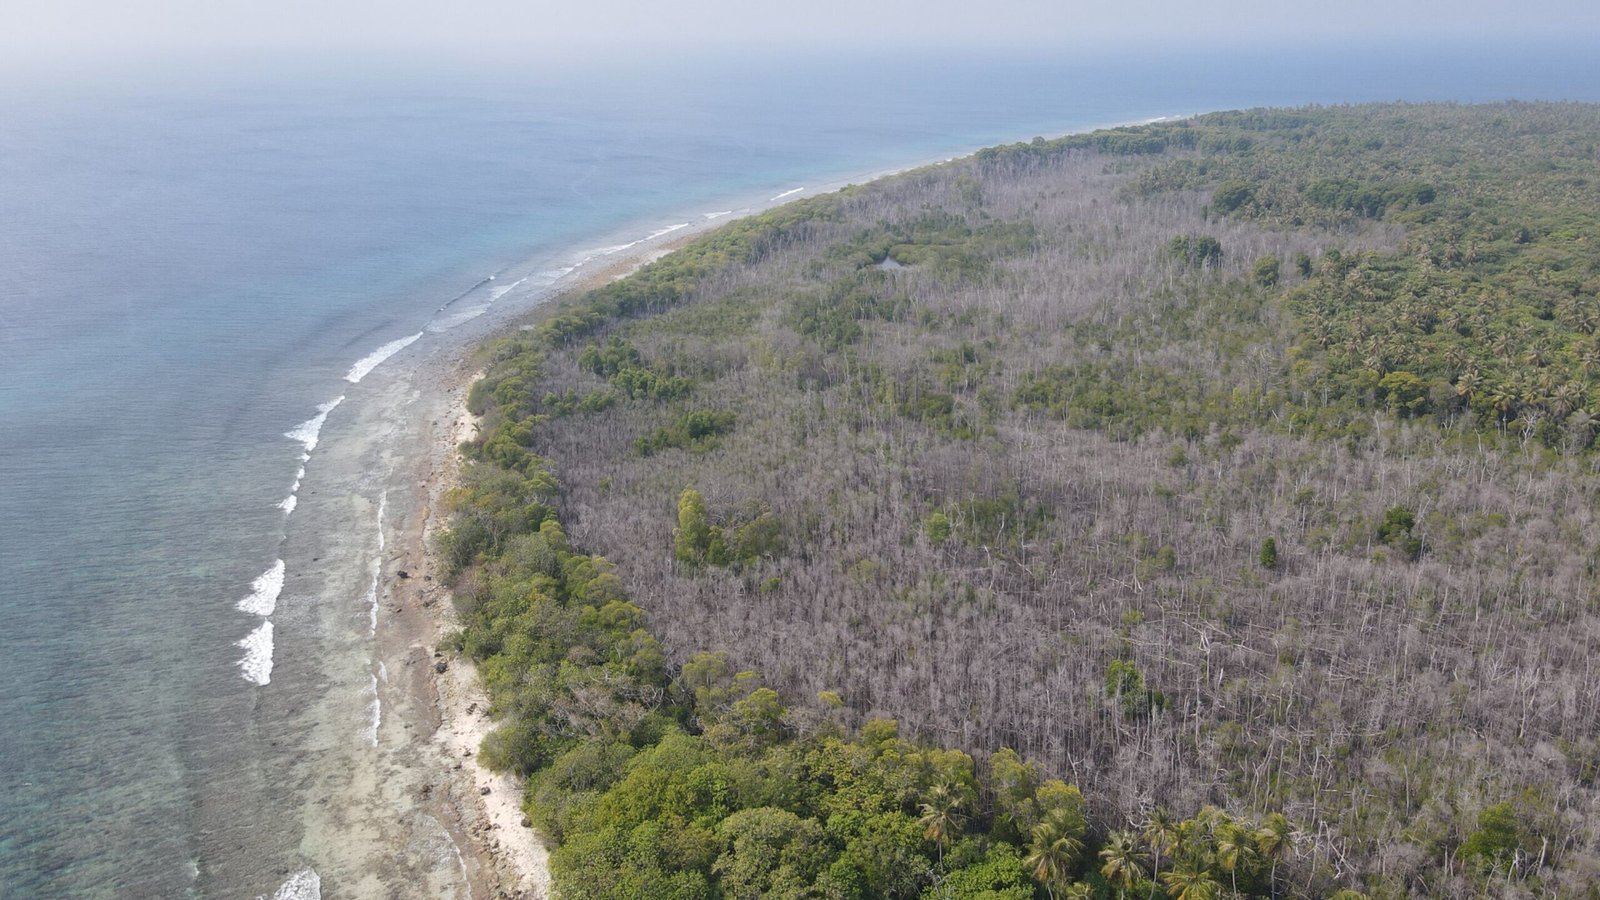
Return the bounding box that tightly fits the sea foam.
[284,396,345,452]
[236,560,285,616]
[366,672,381,747]
[236,621,274,686]
[646,222,690,241]
[279,463,307,514]
[364,490,388,636]
[770,187,805,201]
[344,332,423,383]
[258,868,321,900]
[591,222,691,259]
[376,490,387,551]
[488,274,528,301]
[704,210,734,220]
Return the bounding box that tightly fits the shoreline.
[400,236,711,898]
[418,368,554,899]
[446,110,1186,334]
[264,104,1295,898]
[383,112,1187,897]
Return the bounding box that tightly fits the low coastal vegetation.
[442,103,1600,896]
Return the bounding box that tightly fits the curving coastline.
[387,120,1176,900]
[406,232,714,898]
[416,369,555,898]
[371,114,1209,899]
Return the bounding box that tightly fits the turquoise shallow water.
[2,44,1599,898]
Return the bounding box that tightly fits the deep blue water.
[2,43,1599,898]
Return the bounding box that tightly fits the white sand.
[419,221,708,898]
[435,652,553,899]
[425,380,553,898]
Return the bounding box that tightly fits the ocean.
[2,43,1597,898]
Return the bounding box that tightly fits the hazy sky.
[7,0,1600,68]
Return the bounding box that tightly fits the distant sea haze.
[1,44,1597,899]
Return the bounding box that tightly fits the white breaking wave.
[236,621,274,686]
[427,307,486,334]
[704,210,733,220]
[429,273,538,333]
[362,560,380,635]
[586,242,631,258]
[366,672,381,746]
[593,222,691,258]
[378,660,388,682]
[770,187,805,201]
[258,868,321,900]
[365,489,388,636]
[284,396,345,452]
[345,332,423,383]
[236,560,285,616]
[279,464,306,513]
[489,274,529,301]
[428,219,698,333]
[646,222,690,240]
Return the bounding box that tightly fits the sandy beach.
[359,359,543,900]
[261,117,1291,897]
[280,133,1081,899]
[368,146,1008,895]
[383,230,713,899]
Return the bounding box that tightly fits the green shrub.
[1461,802,1525,873]
[1213,179,1256,214]
[1259,537,1279,570]
[1252,255,1281,287]
[637,410,737,456]
[1168,234,1223,268]
[1377,506,1422,560]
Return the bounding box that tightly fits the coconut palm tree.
[1523,374,1555,414]
[918,782,966,864]
[1487,381,1520,419]
[1142,809,1180,897]
[1552,381,1586,419]
[1579,304,1600,335]
[1026,816,1084,900]
[1556,296,1582,328]
[1099,830,1148,897]
[1175,811,1214,855]
[1253,813,1293,897]
[1161,856,1222,900]
[1310,321,1336,348]
[1214,822,1257,895]
[1578,341,1600,375]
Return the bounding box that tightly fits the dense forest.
[441,103,1600,897]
